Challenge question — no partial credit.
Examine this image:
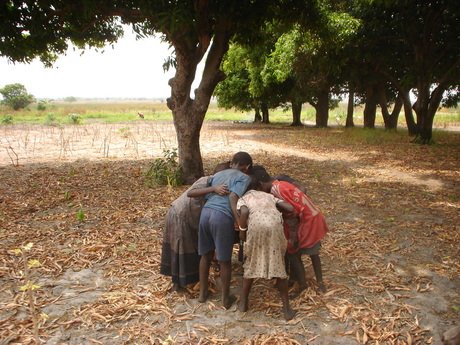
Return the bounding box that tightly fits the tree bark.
[291,101,303,126]
[254,107,262,123]
[261,103,270,123]
[363,85,377,128]
[400,89,417,136]
[346,86,355,127]
[168,17,231,183]
[412,82,445,144]
[314,89,329,127]
[377,84,401,130]
[380,71,417,135]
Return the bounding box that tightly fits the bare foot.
[198,289,211,303]
[283,307,297,321]
[223,294,237,309]
[318,282,327,293]
[238,299,248,312]
[298,285,307,293]
[172,284,188,294]
[289,286,307,299]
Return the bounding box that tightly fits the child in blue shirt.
[193,151,252,309]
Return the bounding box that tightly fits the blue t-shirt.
[203,169,251,220]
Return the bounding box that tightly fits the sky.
[0,28,182,99]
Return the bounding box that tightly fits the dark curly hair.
[252,169,271,183]
[231,152,253,169]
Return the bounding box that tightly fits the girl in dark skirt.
[160,163,229,292]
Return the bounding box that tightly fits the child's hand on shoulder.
[214,184,229,196]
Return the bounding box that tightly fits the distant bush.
[64,96,78,102]
[37,100,47,111]
[68,113,82,124]
[1,114,13,124]
[45,113,58,126]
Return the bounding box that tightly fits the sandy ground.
[0,120,459,345]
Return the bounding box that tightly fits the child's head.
[213,161,231,174]
[231,152,253,174]
[252,165,267,173]
[246,175,260,192]
[252,169,273,192]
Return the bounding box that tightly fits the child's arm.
[276,200,294,214]
[238,205,249,241]
[229,191,241,223]
[187,184,229,198]
[291,181,306,194]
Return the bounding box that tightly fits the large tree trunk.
[400,89,417,136]
[412,82,445,144]
[346,86,355,127]
[363,85,377,128]
[380,72,418,135]
[314,89,329,127]
[171,99,205,183]
[168,17,231,184]
[261,103,270,123]
[291,101,303,126]
[254,107,262,123]
[377,84,401,130]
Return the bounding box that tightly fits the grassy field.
[0,99,459,128]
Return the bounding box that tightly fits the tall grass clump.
[146,148,183,187]
[1,114,13,124]
[44,113,59,126]
[68,113,82,124]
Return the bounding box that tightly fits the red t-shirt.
[271,180,329,254]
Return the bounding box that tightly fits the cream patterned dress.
[237,190,288,279]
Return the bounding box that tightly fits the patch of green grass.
[76,209,85,222]
[1,100,459,129]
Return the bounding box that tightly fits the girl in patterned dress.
[237,177,297,320]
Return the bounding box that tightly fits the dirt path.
[0,121,458,344]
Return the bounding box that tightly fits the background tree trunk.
[291,101,303,126]
[254,107,262,123]
[378,84,401,130]
[261,103,270,123]
[346,86,355,127]
[400,89,417,136]
[413,98,435,145]
[363,85,377,128]
[413,82,446,144]
[314,89,329,127]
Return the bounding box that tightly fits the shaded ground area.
[0,121,459,344]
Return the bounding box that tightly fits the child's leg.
[220,260,236,309]
[198,251,214,302]
[284,252,294,282]
[211,211,237,309]
[276,278,297,320]
[211,251,220,274]
[310,254,326,293]
[287,252,307,292]
[238,277,253,312]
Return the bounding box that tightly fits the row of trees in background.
[215,0,460,145]
[1,0,459,181]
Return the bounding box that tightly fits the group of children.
[160,152,329,321]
